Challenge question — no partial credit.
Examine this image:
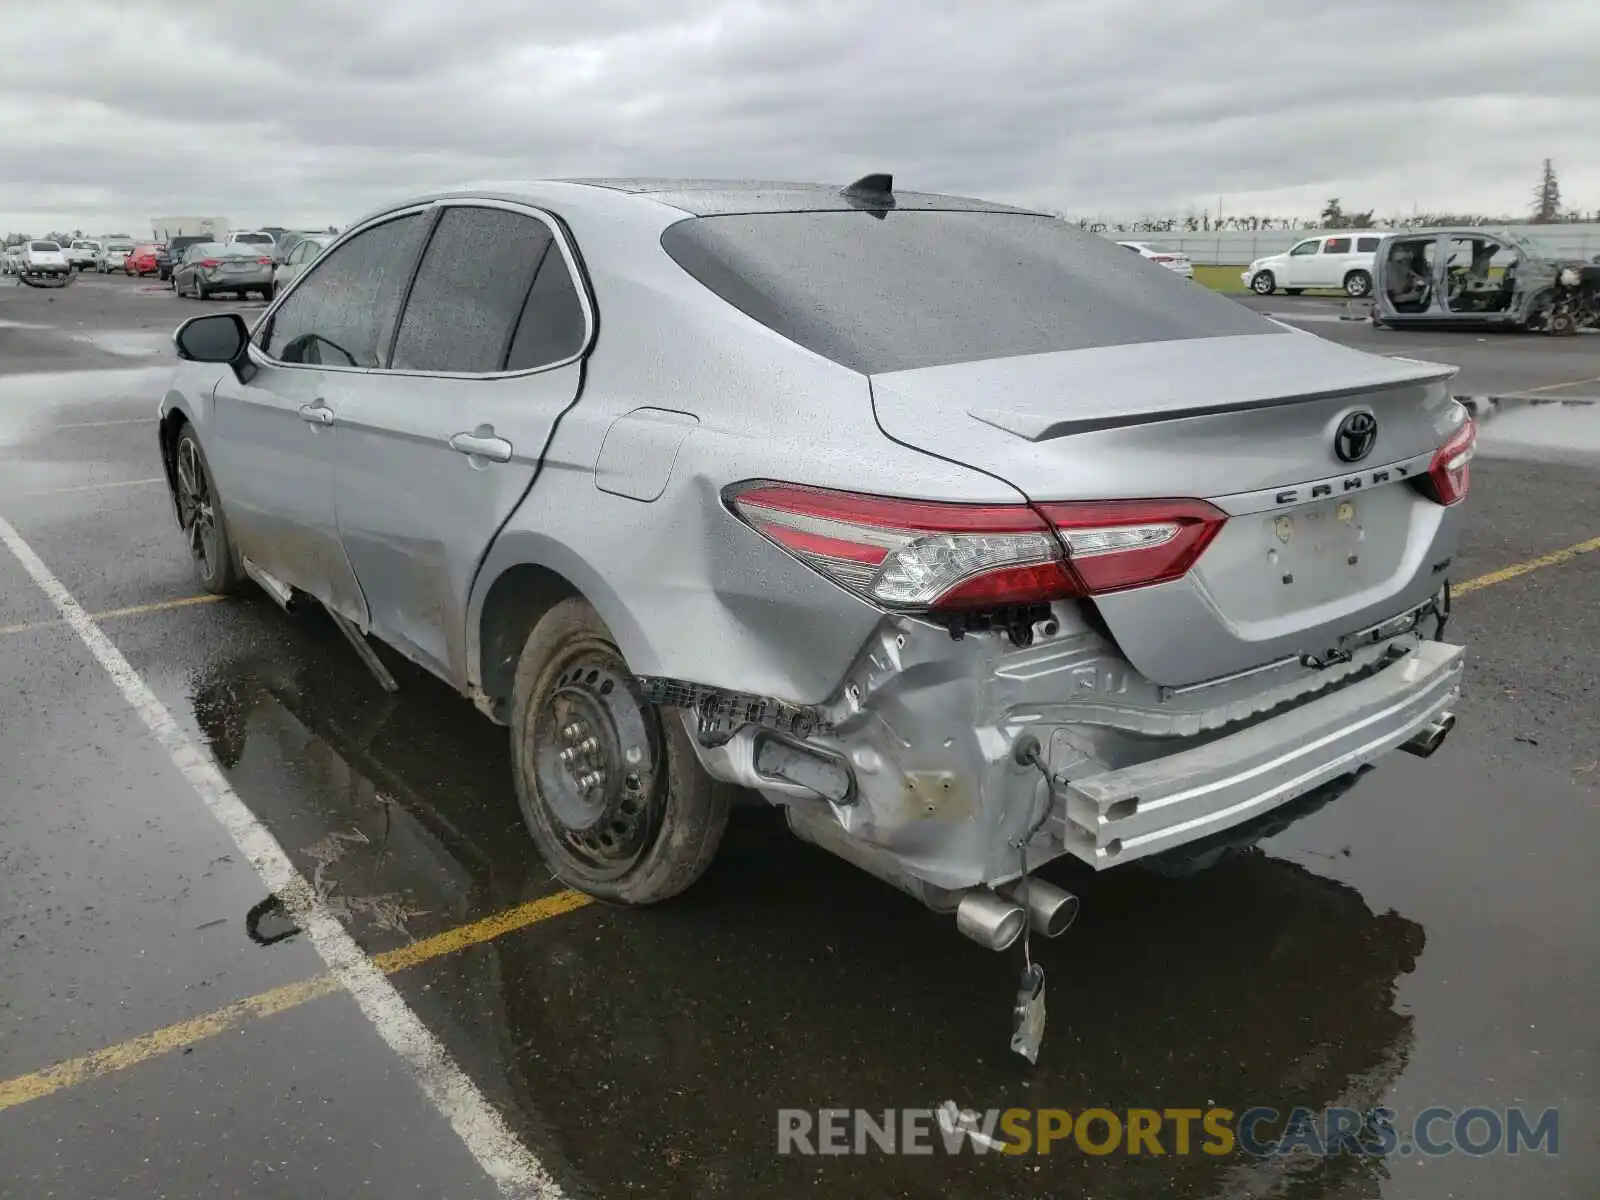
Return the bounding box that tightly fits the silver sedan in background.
[271,233,331,290]
[173,241,277,301]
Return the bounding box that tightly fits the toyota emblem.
[1334,411,1378,463]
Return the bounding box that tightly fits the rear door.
[213,210,428,623]
[1316,236,1353,287]
[332,200,593,683]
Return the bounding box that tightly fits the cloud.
[2,0,1596,235]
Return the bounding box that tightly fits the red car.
[125,244,162,276]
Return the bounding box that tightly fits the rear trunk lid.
[871,331,1465,687]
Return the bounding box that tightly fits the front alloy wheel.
[173,428,243,594]
[1251,270,1276,295]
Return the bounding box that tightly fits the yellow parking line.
[0,594,226,637]
[1454,535,1600,595]
[0,976,343,1112]
[1514,373,1600,397]
[0,889,592,1113]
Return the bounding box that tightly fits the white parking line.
[11,477,163,497]
[0,515,563,1200]
[54,418,154,430]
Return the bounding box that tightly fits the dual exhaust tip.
[955,878,1080,952]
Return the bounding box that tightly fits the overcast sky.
[3,0,1596,236]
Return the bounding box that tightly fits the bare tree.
[1532,159,1561,223]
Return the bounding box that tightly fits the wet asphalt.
[1,273,1596,1199]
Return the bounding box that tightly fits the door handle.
[298,402,334,426]
[449,430,513,463]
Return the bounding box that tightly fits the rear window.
[1356,236,1381,252]
[660,211,1277,374]
[30,241,59,252]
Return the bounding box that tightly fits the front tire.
[510,597,732,904]
[1344,270,1372,298]
[172,425,245,595]
[1251,270,1276,295]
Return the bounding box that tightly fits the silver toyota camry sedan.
[158,176,1472,958]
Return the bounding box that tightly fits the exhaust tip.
[1399,711,1456,758]
[999,878,1081,938]
[955,890,1027,952]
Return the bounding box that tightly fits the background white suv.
[1244,233,1383,297]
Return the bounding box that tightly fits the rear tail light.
[725,483,1226,611]
[256,257,272,265]
[1151,255,1175,263]
[200,258,220,267]
[1415,415,1476,506]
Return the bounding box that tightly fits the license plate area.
[1194,487,1415,623]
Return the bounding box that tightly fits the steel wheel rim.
[529,641,665,879]
[175,439,220,581]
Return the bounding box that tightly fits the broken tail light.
[1415,415,1476,507]
[725,483,1226,611]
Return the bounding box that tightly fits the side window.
[1356,236,1381,253]
[390,206,555,374]
[505,240,587,371]
[263,214,422,368]
[1289,240,1318,257]
[1324,237,1352,254]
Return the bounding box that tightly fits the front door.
[215,209,429,623]
[333,201,593,684]
[1281,238,1322,287]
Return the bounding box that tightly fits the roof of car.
[552,177,1043,216]
[350,177,1044,227]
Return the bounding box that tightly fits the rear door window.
[1323,238,1352,254]
[661,210,1277,375]
[389,206,556,374]
[262,214,424,368]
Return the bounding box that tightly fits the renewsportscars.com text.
[778,1104,1560,1159]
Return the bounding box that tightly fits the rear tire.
[509,597,732,905]
[1344,270,1372,298]
[171,424,245,596]
[1250,271,1275,295]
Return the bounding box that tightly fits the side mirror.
[174,313,256,383]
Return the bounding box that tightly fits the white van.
[1243,233,1385,297]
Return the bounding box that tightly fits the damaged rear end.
[657,205,1471,957]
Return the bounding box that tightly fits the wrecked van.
[1372,227,1600,334]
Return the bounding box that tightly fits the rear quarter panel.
[468,195,1030,705]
